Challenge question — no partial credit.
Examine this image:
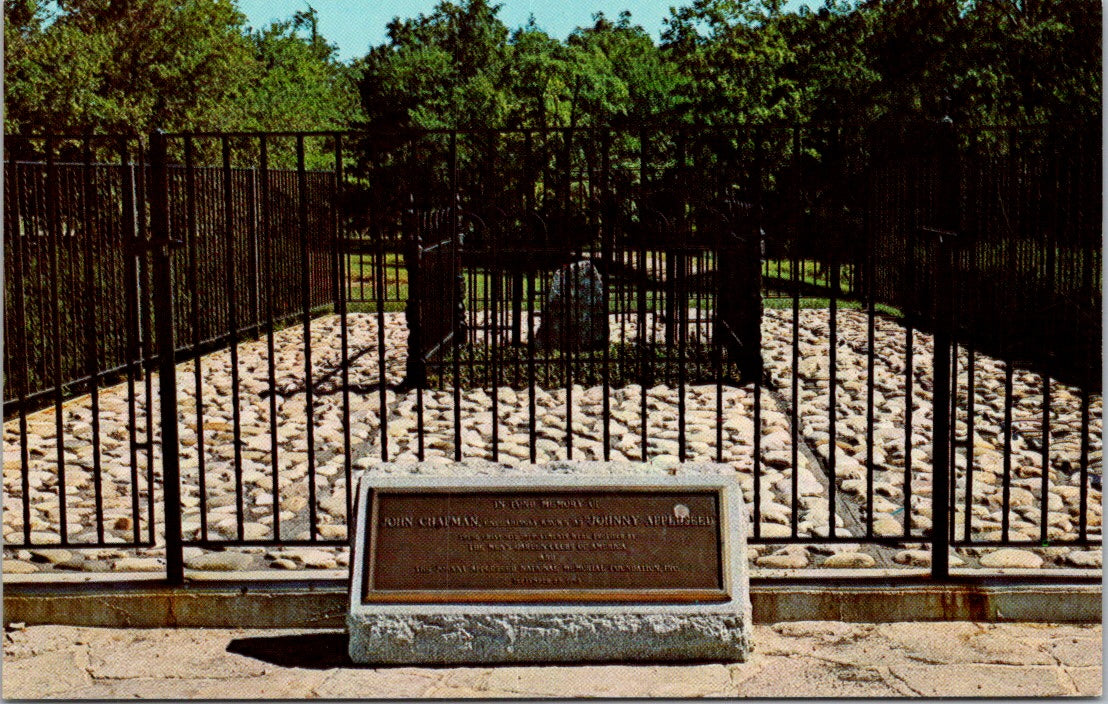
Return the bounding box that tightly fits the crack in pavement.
[883,666,926,696]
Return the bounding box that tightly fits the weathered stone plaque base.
[347,461,751,664]
[348,612,748,664]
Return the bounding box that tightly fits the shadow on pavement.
[228,632,353,669]
[228,631,734,670]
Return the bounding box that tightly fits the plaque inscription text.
[363,489,725,603]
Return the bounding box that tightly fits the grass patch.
[345,300,408,314]
[763,297,903,317]
[346,252,408,303]
[762,258,857,294]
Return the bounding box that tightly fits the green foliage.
[568,12,686,125]
[3,0,361,136]
[4,0,1099,141]
[354,2,681,131]
[242,11,363,133]
[353,0,513,130]
[661,0,801,123]
[779,0,1101,126]
[953,0,1101,124]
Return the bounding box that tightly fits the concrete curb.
[3,571,1100,627]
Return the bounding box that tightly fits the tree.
[956,0,1100,124]
[245,15,362,133]
[774,1,880,124]
[3,0,257,134]
[503,20,565,128]
[505,18,629,129]
[568,12,685,126]
[3,0,361,137]
[354,0,512,130]
[661,0,800,124]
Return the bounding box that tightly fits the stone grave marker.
[535,260,608,352]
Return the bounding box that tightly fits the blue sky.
[237,0,809,62]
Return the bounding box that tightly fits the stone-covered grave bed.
[3,310,1102,575]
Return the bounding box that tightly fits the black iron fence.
[5,150,151,415]
[2,124,1101,585]
[864,123,1102,391]
[4,137,338,415]
[343,220,407,305]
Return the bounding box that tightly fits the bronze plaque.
[363,488,725,603]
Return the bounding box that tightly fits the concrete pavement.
[2,621,1100,698]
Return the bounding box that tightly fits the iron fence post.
[930,117,960,580]
[149,130,184,584]
[404,198,424,388]
[931,239,953,580]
